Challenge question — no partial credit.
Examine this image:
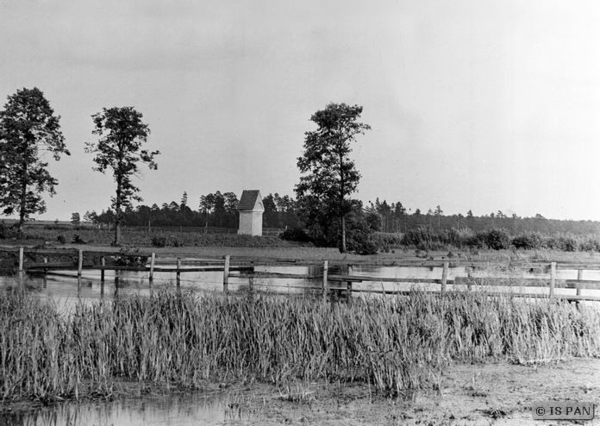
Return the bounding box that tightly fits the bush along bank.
[370,227,600,253]
[280,226,600,254]
[1,289,599,404]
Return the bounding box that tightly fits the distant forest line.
[82,191,600,237]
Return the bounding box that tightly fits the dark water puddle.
[0,392,239,426]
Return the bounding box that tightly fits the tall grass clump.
[1,289,600,403]
[0,292,77,402]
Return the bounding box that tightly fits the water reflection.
[1,264,600,308]
[1,392,228,426]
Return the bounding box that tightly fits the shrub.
[444,227,475,248]
[545,236,578,252]
[151,236,167,247]
[71,234,86,244]
[280,228,312,243]
[56,235,66,244]
[150,235,183,248]
[559,236,578,252]
[371,232,403,253]
[0,223,18,239]
[512,232,545,250]
[401,227,437,250]
[482,229,511,250]
[580,237,600,252]
[464,233,486,249]
[347,233,378,255]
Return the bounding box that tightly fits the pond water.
[2,263,600,307]
[0,391,236,426]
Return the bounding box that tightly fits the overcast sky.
[1,0,600,221]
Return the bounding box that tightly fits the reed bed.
[1,289,599,403]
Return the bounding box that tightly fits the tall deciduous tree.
[296,103,370,252]
[85,107,159,245]
[0,87,69,236]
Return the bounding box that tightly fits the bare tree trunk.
[18,204,25,239]
[114,179,122,246]
[114,219,121,246]
[339,147,346,253]
[18,160,27,239]
[340,215,347,253]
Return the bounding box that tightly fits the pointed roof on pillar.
[237,190,264,211]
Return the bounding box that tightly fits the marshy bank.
[1,289,600,410]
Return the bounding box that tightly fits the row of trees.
[84,191,301,229]
[0,87,159,244]
[366,199,600,236]
[80,193,600,238]
[3,90,600,251]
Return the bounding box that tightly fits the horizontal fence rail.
[1,247,600,303]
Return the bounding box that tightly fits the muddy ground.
[1,358,598,425]
[223,358,600,425]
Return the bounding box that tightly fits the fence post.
[176,257,181,287]
[18,246,24,274]
[465,266,473,291]
[347,264,353,302]
[549,262,556,298]
[223,255,230,294]
[441,261,449,294]
[576,269,583,299]
[149,252,155,283]
[77,249,83,278]
[17,247,24,287]
[248,262,254,294]
[100,257,105,298]
[322,260,329,302]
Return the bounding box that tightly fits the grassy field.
[6,226,600,266]
[8,229,600,267]
[1,288,599,406]
[5,226,300,248]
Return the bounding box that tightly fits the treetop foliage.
[296,103,370,204]
[296,103,371,251]
[85,106,159,210]
[0,87,69,227]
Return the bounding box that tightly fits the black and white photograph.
[0,1,599,424]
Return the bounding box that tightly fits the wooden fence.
[1,247,600,302]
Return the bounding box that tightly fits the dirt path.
[230,358,600,425]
